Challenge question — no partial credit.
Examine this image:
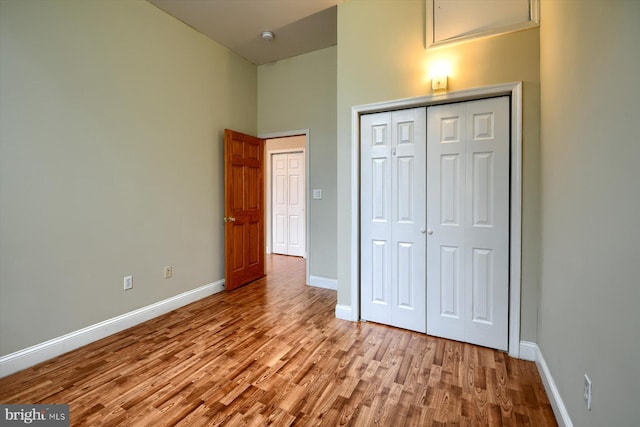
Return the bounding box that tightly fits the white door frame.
[261,130,311,284]
[346,82,523,358]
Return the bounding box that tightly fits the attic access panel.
[426,0,539,49]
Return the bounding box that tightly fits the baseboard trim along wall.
[519,340,538,362]
[334,304,353,321]
[0,280,225,378]
[308,275,337,291]
[520,341,574,427]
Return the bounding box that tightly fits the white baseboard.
[519,340,538,361]
[308,275,337,290]
[0,280,225,378]
[335,304,354,321]
[522,341,573,427]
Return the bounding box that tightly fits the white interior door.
[426,96,510,350]
[272,152,305,257]
[361,108,426,333]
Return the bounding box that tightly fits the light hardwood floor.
[0,255,557,426]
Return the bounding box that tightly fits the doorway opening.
[266,137,306,257]
[261,130,311,284]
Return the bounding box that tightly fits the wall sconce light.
[432,74,448,91]
[429,60,451,92]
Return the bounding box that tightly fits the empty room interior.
[1,0,638,426]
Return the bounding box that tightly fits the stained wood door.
[360,108,427,333]
[426,97,510,350]
[224,129,265,291]
[272,152,305,257]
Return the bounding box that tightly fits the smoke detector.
[261,31,275,41]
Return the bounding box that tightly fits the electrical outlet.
[164,265,172,279]
[584,374,592,410]
[123,275,133,290]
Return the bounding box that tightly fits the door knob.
[421,228,433,235]
[224,217,236,223]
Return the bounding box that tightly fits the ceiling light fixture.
[261,31,275,42]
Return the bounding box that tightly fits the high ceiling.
[147,0,341,65]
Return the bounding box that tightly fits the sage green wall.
[336,0,541,341]
[258,46,338,280]
[0,0,257,355]
[539,1,640,425]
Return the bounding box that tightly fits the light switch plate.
[312,189,322,200]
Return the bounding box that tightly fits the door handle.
[420,228,434,235]
[224,217,236,223]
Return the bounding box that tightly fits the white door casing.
[360,108,427,333]
[272,152,305,257]
[426,96,510,351]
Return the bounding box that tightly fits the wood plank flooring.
[0,255,557,426]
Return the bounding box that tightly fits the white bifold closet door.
[426,96,510,351]
[360,108,427,333]
[272,152,305,257]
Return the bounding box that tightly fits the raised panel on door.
[247,221,261,266]
[361,112,393,325]
[371,240,390,307]
[288,215,301,246]
[274,214,286,248]
[426,97,509,351]
[471,248,493,324]
[390,108,426,333]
